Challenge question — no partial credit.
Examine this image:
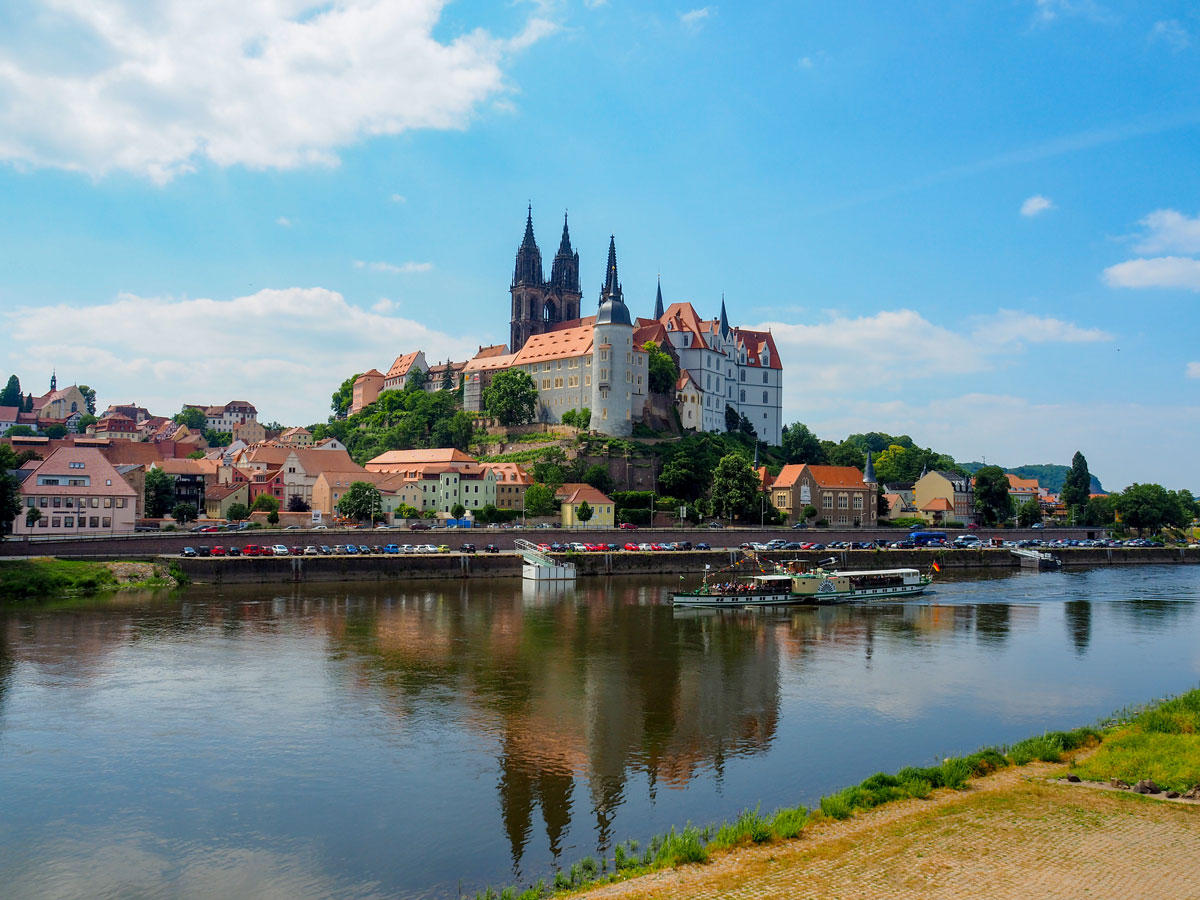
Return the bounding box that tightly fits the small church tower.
[590,236,635,437]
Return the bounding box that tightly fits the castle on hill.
[351,207,783,444]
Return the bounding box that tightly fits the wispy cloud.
[1032,0,1113,26]
[680,7,713,33]
[1187,362,1200,379]
[1130,209,1200,255]
[0,1,555,182]
[1150,19,1190,51]
[982,310,1111,343]
[275,216,293,227]
[1104,257,1200,291]
[389,194,407,204]
[353,260,434,274]
[1020,195,1055,217]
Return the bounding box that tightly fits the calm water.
[2,566,1198,899]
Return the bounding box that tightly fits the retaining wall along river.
[172,546,1200,584]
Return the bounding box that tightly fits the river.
[1,565,1197,898]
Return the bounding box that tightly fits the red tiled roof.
[921,497,954,512]
[386,352,421,379]
[19,447,137,497]
[661,302,711,350]
[511,324,594,365]
[774,463,866,489]
[555,483,612,505]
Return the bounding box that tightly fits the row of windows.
[28,496,127,509]
[738,390,772,404]
[34,516,114,529]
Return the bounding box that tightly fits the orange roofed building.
[766,460,877,527]
[13,447,138,535]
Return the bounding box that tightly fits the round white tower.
[590,236,635,437]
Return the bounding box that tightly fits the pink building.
[13,447,138,535]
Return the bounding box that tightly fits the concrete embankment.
[172,546,1200,584]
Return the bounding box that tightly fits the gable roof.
[20,447,137,497]
[365,448,476,470]
[0,406,20,421]
[921,497,954,512]
[555,483,612,505]
[473,343,510,359]
[774,463,867,489]
[661,302,711,350]
[386,352,421,380]
[732,327,782,370]
[510,324,595,365]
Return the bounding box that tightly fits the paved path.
[580,762,1200,900]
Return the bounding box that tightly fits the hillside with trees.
[960,461,1105,494]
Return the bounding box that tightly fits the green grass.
[0,558,118,601]
[1070,688,1200,792]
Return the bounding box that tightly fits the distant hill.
[960,462,1104,495]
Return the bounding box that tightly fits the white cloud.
[1188,362,1200,379]
[0,1,555,183]
[1032,0,1111,25]
[352,260,433,274]
[1020,194,1054,217]
[754,308,1109,398]
[389,193,407,204]
[3,287,481,425]
[981,310,1111,344]
[1130,209,1200,255]
[1150,19,1190,51]
[680,7,713,33]
[275,216,293,227]
[1103,257,1200,291]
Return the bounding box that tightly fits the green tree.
[330,373,361,419]
[267,509,279,526]
[483,369,537,426]
[710,453,760,521]
[973,466,1014,526]
[451,502,466,520]
[1082,494,1115,527]
[203,429,232,447]
[406,368,428,390]
[5,425,34,437]
[336,481,383,523]
[43,424,67,439]
[144,467,175,518]
[582,463,614,496]
[1016,496,1043,527]
[781,423,826,464]
[173,406,206,429]
[1061,451,1091,521]
[23,393,33,413]
[171,502,197,525]
[575,500,593,524]
[658,454,706,500]
[75,413,98,433]
[825,440,865,469]
[0,375,22,408]
[724,404,739,433]
[77,384,97,415]
[429,410,474,451]
[0,446,25,537]
[802,504,818,521]
[187,450,205,460]
[25,506,42,529]
[643,340,680,394]
[524,483,559,517]
[532,447,569,487]
[251,494,280,514]
[440,363,454,392]
[226,502,251,522]
[1113,483,1188,535]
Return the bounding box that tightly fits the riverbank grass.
[0,557,177,602]
[1070,689,1200,792]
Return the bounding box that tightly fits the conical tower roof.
[654,277,664,319]
[863,450,877,484]
[596,235,631,326]
[512,204,543,286]
[719,295,730,336]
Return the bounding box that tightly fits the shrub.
[770,806,808,839]
[819,794,853,820]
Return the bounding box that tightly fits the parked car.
[624,542,639,551]
[706,521,725,528]
[791,521,808,529]
[303,546,319,556]
[695,541,710,550]
[319,545,332,555]
[226,546,241,557]
[284,525,301,531]
[210,546,226,557]
[242,544,264,556]
[272,545,289,556]
[383,544,400,554]
[410,521,432,531]
[460,543,476,554]
[358,545,371,554]
[196,546,211,557]
[483,544,500,553]
[618,522,638,531]
[180,547,197,557]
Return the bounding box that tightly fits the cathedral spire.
[654,277,664,319]
[719,294,730,336]
[601,235,621,303]
[863,450,877,484]
[512,204,543,286]
[558,211,571,254]
[550,210,580,294]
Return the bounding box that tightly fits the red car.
[242,544,264,557]
[623,542,639,551]
[210,546,226,557]
[619,522,638,531]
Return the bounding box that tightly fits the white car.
[303,546,319,555]
[272,544,289,556]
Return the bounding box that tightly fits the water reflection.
[0,566,1197,899]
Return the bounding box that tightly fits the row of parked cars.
[180,543,509,558]
[536,541,714,552]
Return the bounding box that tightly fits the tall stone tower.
[590,236,635,437]
[509,207,581,352]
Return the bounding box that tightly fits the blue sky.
[1,0,1197,491]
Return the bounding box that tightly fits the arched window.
[543,300,557,321]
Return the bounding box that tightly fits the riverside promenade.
[578,761,1200,900]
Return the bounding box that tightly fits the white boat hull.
[671,582,930,607]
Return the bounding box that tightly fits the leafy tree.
[440,364,454,392]
[429,410,474,451]
[75,413,98,433]
[738,412,756,438]
[397,503,421,519]
[802,504,818,521]
[25,506,42,529]
[43,424,67,439]
[524,483,559,517]
[781,423,826,464]
[187,450,205,460]
[5,425,34,437]
[330,374,361,419]
[203,429,232,447]
[1082,494,1115,526]
[0,446,25,537]
[643,340,679,394]
[77,384,97,415]
[1061,451,1091,520]
[251,494,280,514]
[451,502,466,520]
[0,375,21,408]
[657,454,706,501]
[483,369,537,426]
[710,452,760,520]
[576,407,591,430]
[286,495,310,513]
[576,500,593,524]
[226,502,251,522]
[973,465,1014,526]
[582,463,614,496]
[825,440,865,469]
[171,502,197,525]
[406,368,428,390]
[173,406,206,429]
[531,447,569,487]
[23,394,34,413]
[144,467,175,518]
[1113,483,1193,535]
[337,481,383,522]
[267,510,279,526]
[1017,496,1043,527]
[724,404,739,434]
